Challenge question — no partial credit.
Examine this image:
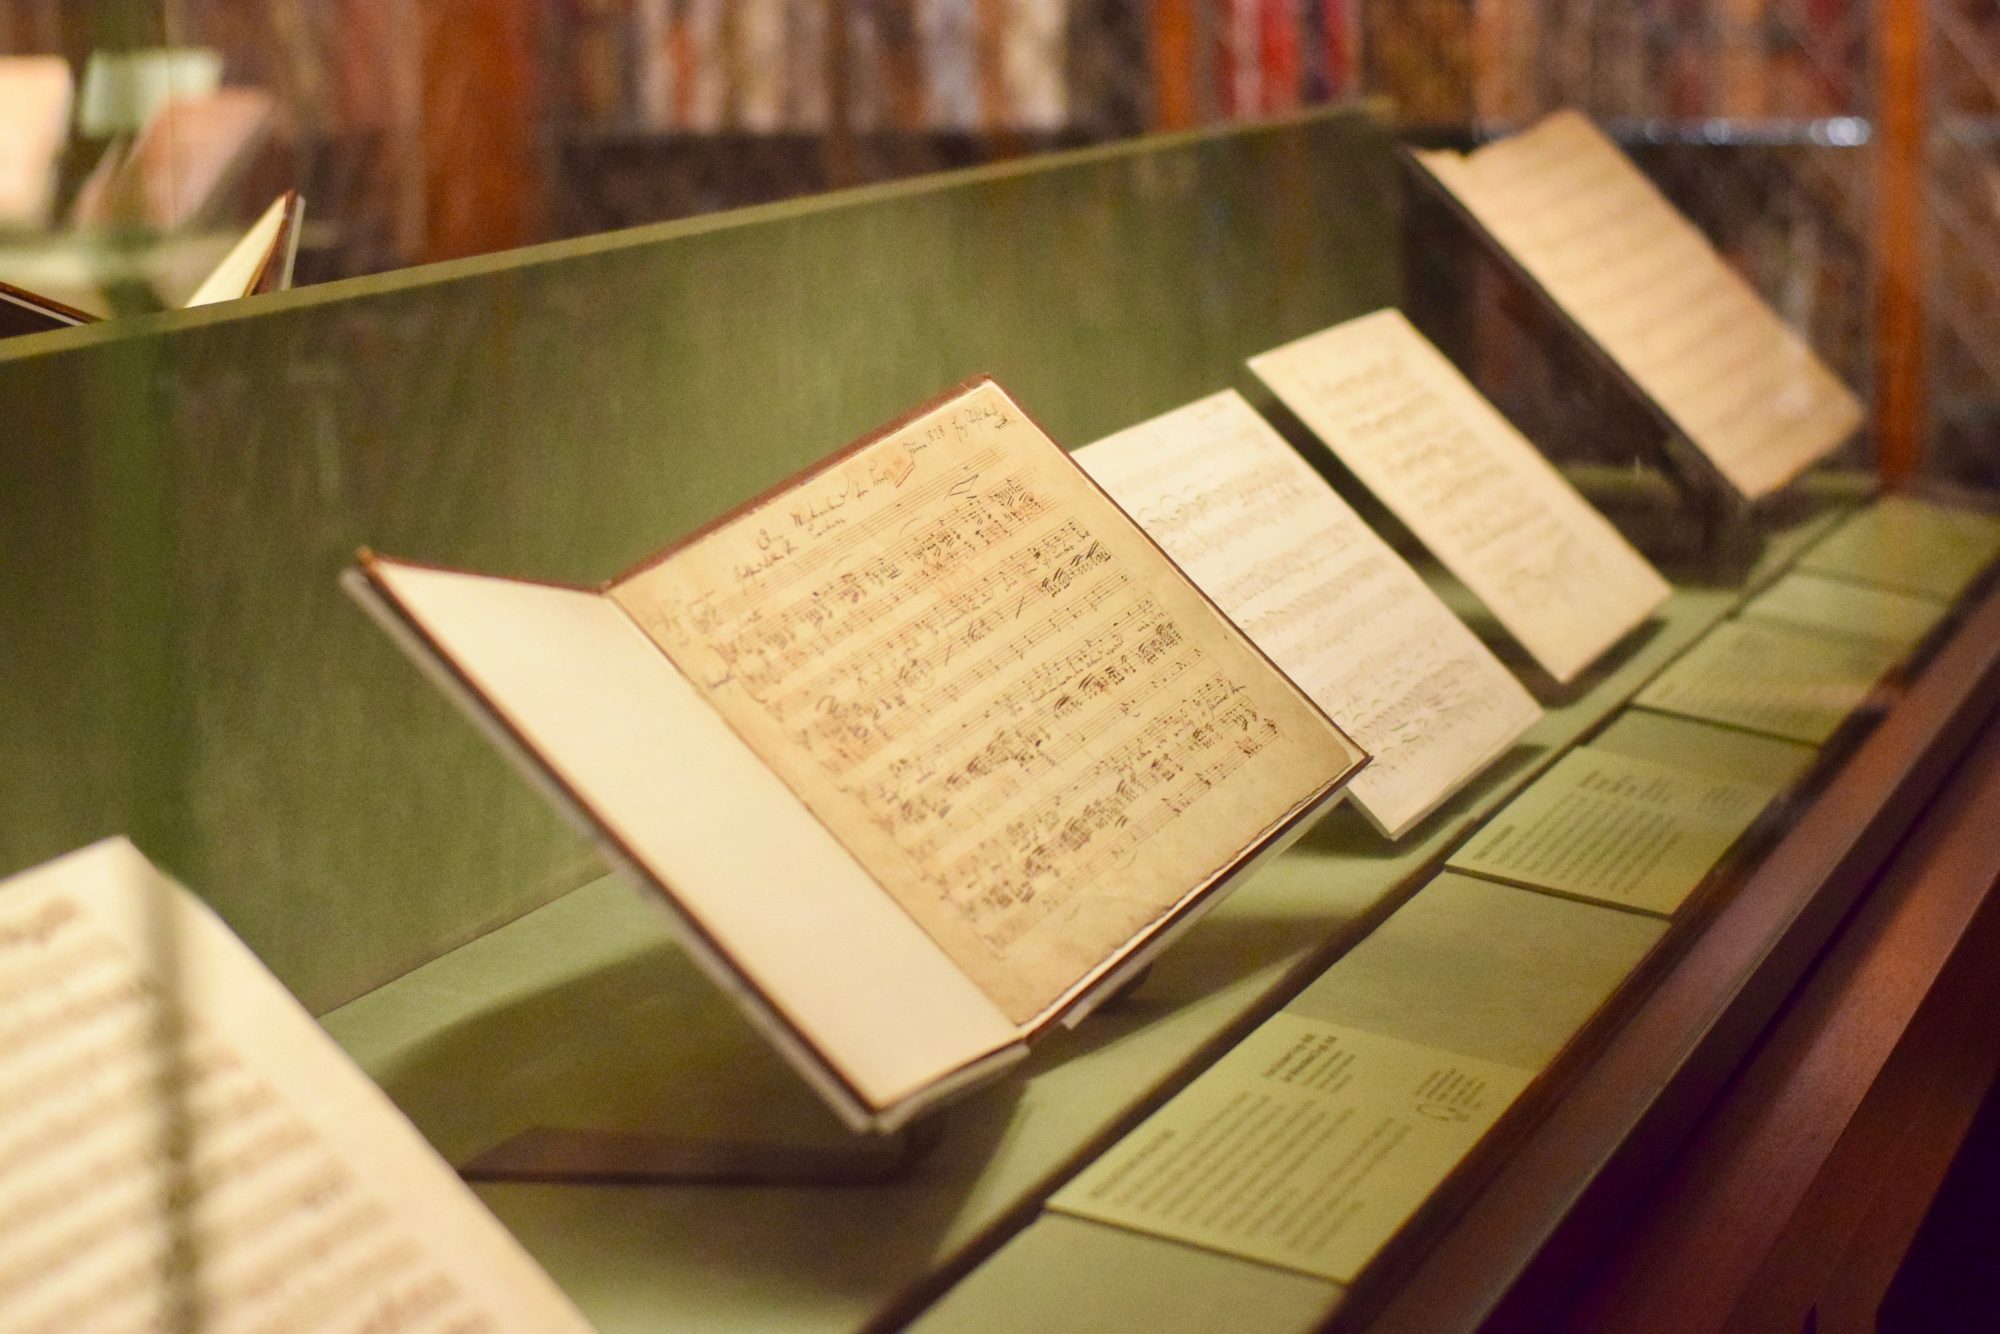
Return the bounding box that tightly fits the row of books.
[550,2,1874,136]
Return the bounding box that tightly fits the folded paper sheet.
[1250,308,1669,684]
[1076,390,1540,838]
[0,840,590,1332]
[1414,111,1862,501]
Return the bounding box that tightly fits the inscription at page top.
[610,382,1361,1025]
[1419,112,1861,500]
[1077,392,1539,839]
[1252,311,1669,685]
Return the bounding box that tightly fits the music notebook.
[0,840,590,1332]
[350,378,1367,1131]
[1412,111,1862,502]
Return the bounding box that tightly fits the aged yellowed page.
[612,380,1364,1025]
[1076,390,1540,839]
[1415,111,1863,500]
[1050,1013,1531,1284]
[1251,309,1670,684]
[0,840,590,1333]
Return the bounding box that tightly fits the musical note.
[0,857,580,1332]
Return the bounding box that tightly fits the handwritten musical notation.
[1252,310,1669,685]
[1078,391,1540,839]
[1418,112,1861,500]
[613,381,1360,1022]
[0,890,512,1333]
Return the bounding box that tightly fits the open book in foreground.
[0,840,590,1331]
[1412,111,1863,503]
[0,190,302,337]
[350,378,1368,1131]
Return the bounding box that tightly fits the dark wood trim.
[1361,579,2000,1332]
[1559,709,2000,1330]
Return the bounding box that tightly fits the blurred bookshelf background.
[0,1,1993,481]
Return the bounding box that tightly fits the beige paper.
[1250,309,1670,684]
[1415,111,1863,500]
[1796,495,2000,603]
[1076,390,1540,839]
[612,381,1364,1024]
[1050,1014,1531,1284]
[0,840,590,1332]
[185,194,296,308]
[1635,618,1903,745]
[0,57,72,226]
[1448,746,1773,916]
[1741,569,1947,649]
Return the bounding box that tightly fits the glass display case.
[2,7,1998,1333]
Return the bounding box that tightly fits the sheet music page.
[611,380,1364,1025]
[1075,391,1540,839]
[0,841,590,1333]
[1416,111,1863,500]
[1250,309,1670,684]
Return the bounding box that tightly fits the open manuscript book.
[0,190,302,338]
[1412,111,1862,502]
[351,378,1368,1131]
[0,840,590,1331]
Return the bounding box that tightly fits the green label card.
[1797,496,2000,602]
[1050,1015,1531,1285]
[1448,746,1773,916]
[1634,619,1902,746]
[1741,570,1946,649]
